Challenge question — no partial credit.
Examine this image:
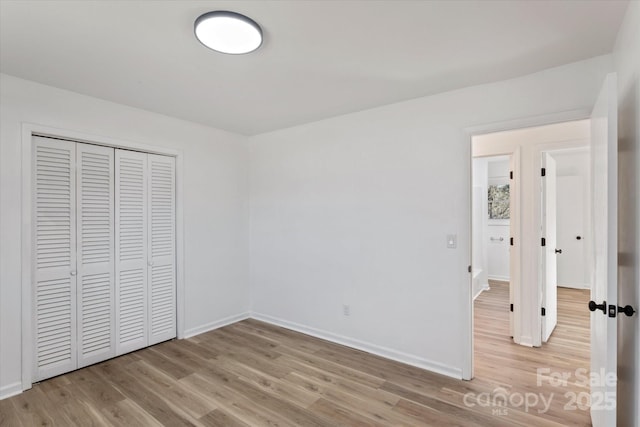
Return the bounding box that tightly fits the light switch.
[447,234,457,249]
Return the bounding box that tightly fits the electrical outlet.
[343,304,350,316]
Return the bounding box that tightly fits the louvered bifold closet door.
[115,150,148,354]
[76,144,115,367]
[33,136,77,381]
[147,154,176,345]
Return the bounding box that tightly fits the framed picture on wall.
[488,180,510,225]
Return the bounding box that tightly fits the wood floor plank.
[307,397,388,427]
[57,398,114,427]
[180,373,299,427]
[275,344,387,388]
[133,346,192,380]
[66,367,126,410]
[198,408,249,427]
[393,398,485,427]
[0,396,24,427]
[200,369,334,427]
[281,357,399,408]
[101,399,163,427]
[383,381,513,427]
[216,355,320,408]
[3,280,592,426]
[286,371,417,426]
[149,340,210,374]
[7,387,58,426]
[124,360,217,420]
[92,362,196,427]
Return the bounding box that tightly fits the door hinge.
[541,168,546,177]
[541,307,546,316]
[541,237,546,246]
[468,265,472,273]
[510,237,514,246]
[509,171,513,180]
[510,304,514,312]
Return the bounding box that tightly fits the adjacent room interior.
[0,1,638,426]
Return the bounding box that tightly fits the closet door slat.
[147,154,176,345]
[115,150,149,354]
[76,143,115,367]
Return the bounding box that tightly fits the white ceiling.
[0,0,629,135]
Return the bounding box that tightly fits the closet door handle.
[70,270,77,276]
[148,261,154,267]
[589,300,606,314]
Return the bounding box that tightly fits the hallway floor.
[474,280,591,425]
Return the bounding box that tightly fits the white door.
[115,150,149,354]
[541,153,558,343]
[76,143,115,367]
[147,154,176,345]
[556,175,586,288]
[32,140,176,382]
[32,136,78,381]
[589,73,618,427]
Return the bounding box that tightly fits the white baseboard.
[488,275,510,282]
[473,283,490,300]
[183,311,251,339]
[517,335,535,347]
[0,382,23,400]
[251,312,462,380]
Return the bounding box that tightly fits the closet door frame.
[21,123,185,392]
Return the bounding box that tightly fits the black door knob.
[618,305,636,317]
[589,300,607,313]
[555,249,562,254]
[576,236,582,240]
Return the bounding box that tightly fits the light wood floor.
[1,282,591,426]
[474,280,591,426]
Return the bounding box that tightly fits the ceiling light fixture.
[194,11,263,55]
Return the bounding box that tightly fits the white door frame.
[462,109,590,380]
[20,123,185,391]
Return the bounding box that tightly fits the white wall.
[249,55,612,377]
[471,157,488,298]
[487,224,510,280]
[551,150,590,288]
[0,74,250,397]
[612,1,640,425]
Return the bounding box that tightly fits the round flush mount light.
[194,11,263,54]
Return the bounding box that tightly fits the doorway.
[471,119,591,348]
[472,154,513,332]
[468,119,593,422]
